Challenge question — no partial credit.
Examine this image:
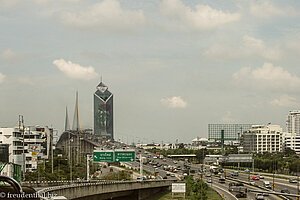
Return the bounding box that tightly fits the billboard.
[172,183,186,193]
[28,144,40,152]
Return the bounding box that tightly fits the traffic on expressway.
[122,147,300,200]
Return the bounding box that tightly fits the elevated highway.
[36,180,175,200]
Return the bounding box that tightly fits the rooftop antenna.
[100,75,102,83]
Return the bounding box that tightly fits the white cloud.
[0,49,17,61]
[270,95,300,107]
[221,111,236,123]
[233,62,300,91]
[53,59,99,80]
[160,96,187,108]
[0,73,6,84]
[58,0,145,32]
[249,0,297,18]
[160,0,240,31]
[242,35,281,60]
[203,35,281,61]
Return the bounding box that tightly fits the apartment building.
[286,110,300,135]
[0,128,23,166]
[0,126,53,172]
[282,132,300,154]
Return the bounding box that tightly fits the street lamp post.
[86,154,91,181]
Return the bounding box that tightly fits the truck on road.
[263,181,271,189]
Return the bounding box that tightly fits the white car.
[255,193,264,200]
[183,173,188,176]
[259,174,264,179]
[249,180,255,185]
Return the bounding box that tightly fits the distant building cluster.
[198,110,300,154]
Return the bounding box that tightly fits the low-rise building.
[242,125,283,153]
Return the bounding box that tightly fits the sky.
[0,0,300,144]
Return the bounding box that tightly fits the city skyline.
[0,0,300,143]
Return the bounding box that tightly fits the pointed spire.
[72,91,81,131]
[65,106,70,131]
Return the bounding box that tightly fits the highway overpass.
[36,180,175,200]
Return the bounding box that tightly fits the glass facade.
[94,82,114,140]
[208,124,253,141]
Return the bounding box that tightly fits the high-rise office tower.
[94,81,113,140]
[286,110,300,135]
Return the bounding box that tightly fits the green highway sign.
[93,151,114,162]
[115,151,135,162]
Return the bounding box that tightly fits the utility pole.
[51,128,54,174]
[86,155,90,181]
[272,160,275,191]
[19,115,26,182]
[210,170,213,200]
[140,154,143,179]
[238,127,241,169]
[297,164,299,196]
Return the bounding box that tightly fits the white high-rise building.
[282,133,300,154]
[242,125,283,153]
[286,110,300,135]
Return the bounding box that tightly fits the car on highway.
[232,171,239,176]
[255,193,264,200]
[252,176,260,180]
[289,178,298,183]
[263,181,271,189]
[258,174,264,179]
[280,189,290,194]
[249,180,255,185]
[262,193,269,197]
[219,178,225,183]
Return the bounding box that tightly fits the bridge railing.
[37,179,176,196]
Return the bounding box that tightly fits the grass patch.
[206,188,222,200]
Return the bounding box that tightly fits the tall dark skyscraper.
[94,82,113,140]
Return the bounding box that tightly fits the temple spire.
[72,91,81,131]
[64,106,70,131]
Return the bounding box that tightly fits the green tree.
[191,179,208,200]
